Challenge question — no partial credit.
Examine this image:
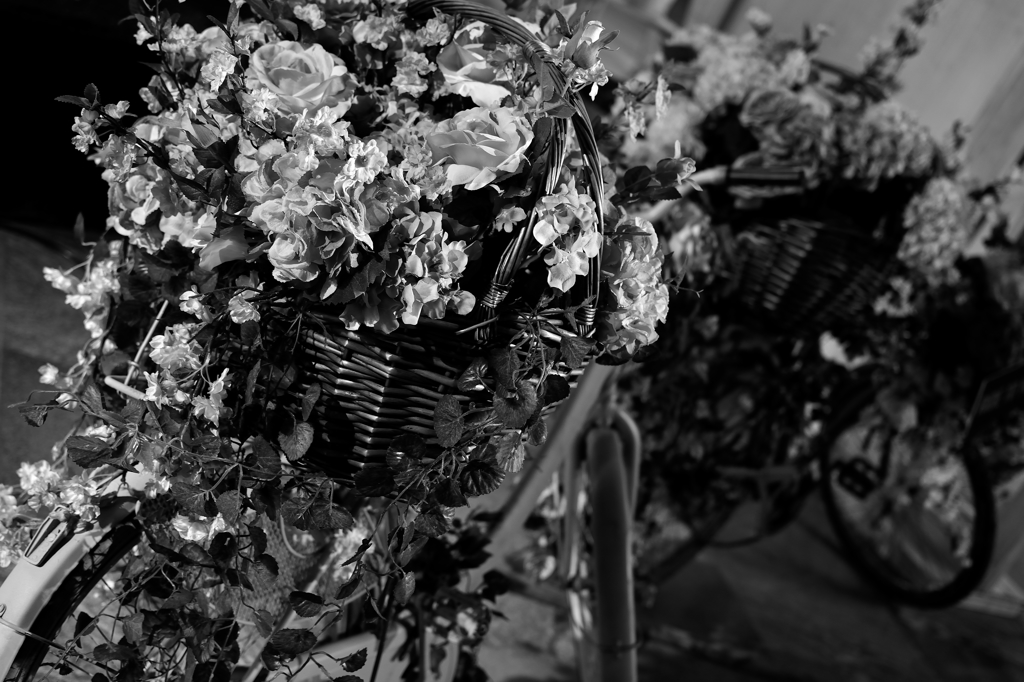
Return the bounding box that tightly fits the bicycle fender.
[0,498,136,674]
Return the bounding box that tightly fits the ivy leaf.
[245,360,262,405]
[456,358,489,392]
[251,435,281,478]
[288,591,324,618]
[459,460,506,497]
[412,510,448,538]
[123,612,145,646]
[397,535,428,567]
[542,375,572,406]
[335,563,364,600]
[171,482,215,516]
[300,383,322,422]
[92,644,134,663]
[560,336,595,370]
[17,403,51,428]
[267,628,317,656]
[433,395,464,448]
[309,499,355,531]
[210,533,237,564]
[253,609,274,638]
[247,524,268,556]
[487,348,520,391]
[66,435,117,469]
[162,590,195,610]
[74,612,96,639]
[494,432,526,473]
[279,422,314,462]
[393,573,416,606]
[493,383,538,429]
[343,648,368,672]
[249,553,279,592]
[180,543,215,567]
[353,467,395,497]
[120,398,146,425]
[280,494,317,531]
[216,490,242,524]
[434,478,468,508]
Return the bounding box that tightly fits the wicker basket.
[727,212,900,334]
[293,0,605,480]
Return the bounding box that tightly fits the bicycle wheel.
[5,520,143,682]
[819,388,997,608]
[564,427,637,682]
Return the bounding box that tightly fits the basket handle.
[406,0,606,342]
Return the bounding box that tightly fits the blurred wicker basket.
[727,210,901,333]
[293,0,604,480]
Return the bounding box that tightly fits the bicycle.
[0,315,645,682]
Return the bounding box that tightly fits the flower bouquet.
[608,1,961,332]
[5,0,686,676]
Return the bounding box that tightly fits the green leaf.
[456,358,489,392]
[267,628,317,656]
[397,535,428,567]
[279,422,315,462]
[123,612,145,646]
[171,481,214,516]
[494,384,538,429]
[342,648,368,673]
[79,381,104,415]
[289,591,324,618]
[412,510,448,537]
[74,612,96,639]
[55,95,92,107]
[92,644,134,663]
[251,435,281,478]
[542,375,572,406]
[352,467,395,498]
[310,500,354,531]
[247,524,268,556]
[180,543,215,567]
[84,83,100,104]
[494,432,526,473]
[245,360,262,405]
[335,563,364,600]
[210,532,237,564]
[528,418,548,446]
[17,403,51,428]
[459,460,505,496]
[216,490,242,524]
[121,398,146,425]
[66,435,117,469]
[559,336,594,370]
[393,573,415,606]
[434,478,468,507]
[281,494,317,530]
[240,320,262,348]
[300,383,322,422]
[487,348,520,391]
[162,590,195,610]
[433,395,464,448]
[253,609,274,638]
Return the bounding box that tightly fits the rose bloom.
[247,41,354,115]
[437,37,511,107]
[268,223,320,282]
[427,108,533,191]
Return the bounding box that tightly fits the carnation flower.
[150,323,202,371]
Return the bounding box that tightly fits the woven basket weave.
[295,0,604,480]
[729,213,900,334]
